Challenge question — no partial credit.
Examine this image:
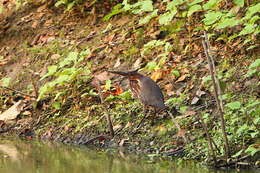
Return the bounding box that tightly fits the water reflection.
[0,137,257,173]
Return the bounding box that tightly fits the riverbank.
[0,0,259,169]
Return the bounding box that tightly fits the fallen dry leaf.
[0,100,25,121]
[176,74,187,82]
[119,138,128,147]
[113,124,121,131]
[104,34,115,43]
[133,58,142,69]
[151,70,163,81]
[114,58,121,68]
[191,96,200,105]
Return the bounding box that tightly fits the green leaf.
[249,59,260,69]
[203,0,221,10]
[180,106,188,113]
[103,4,123,21]
[0,77,11,87]
[53,101,61,110]
[245,3,260,20]
[233,0,244,7]
[105,80,111,90]
[216,17,239,29]
[119,90,132,100]
[232,149,244,158]
[188,0,204,6]
[40,65,58,81]
[188,5,201,17]
[166,0,184,10]
[202,75,211,84]
[55,0,66,7]
[239,24,255,36]
[139,9,158,25]
[140,0,153,12]
[165,98,177,105]
[226,101,241,110]
[203,11,223,25]
[145,61,157,72]
[66,2,75,11]
[237,124,248,134]
[59,52,78,68]
[159,11,176,25]
[171,70,180,77]
[245,144,260,156]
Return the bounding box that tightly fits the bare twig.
[0,86,36,98]
[202,31,230,163]
[198,113,217,165]
[204,32,224,112]
[94,79,114,137]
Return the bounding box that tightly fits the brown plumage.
[109,69,187,142]
[108,70,166,126]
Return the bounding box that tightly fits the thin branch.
[0,86,36,98]
[198,113,217,166]
[204,32,224,112]
[202,31,230,163]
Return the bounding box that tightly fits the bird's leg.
[136,106,148,129]
[167,110,187,143]
[151,107,157,126]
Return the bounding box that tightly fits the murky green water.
[0,136,258,173]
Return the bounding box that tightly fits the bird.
[108,69,166,126]
[108,69,187,142]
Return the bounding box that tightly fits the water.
[0,136,257,173]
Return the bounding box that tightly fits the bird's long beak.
[108,70,128,76]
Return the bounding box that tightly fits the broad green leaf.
[145,61,157,72]
[0,5,2,14]
[232,149,243,158]
[237,124,248,134]
[159,11,176,25]
[59,52,78,68]
[166,0,184,10]
[202,75,211,83]
[249,59,260,69]
[141,0,153,12]
[203,11,223,25]
[188,0,204,6]
[188,5,201,17]
[245,3,260,19]
[119,90,132,100]
[40,65,58,81]
[216,17,239,29]
[245,144,260,156]
[203,0,222,10]
[226,101,241,110]
[239,24,255,36]
[139,9,158,25]
[103,4,123,21]
[233,0,244,7]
